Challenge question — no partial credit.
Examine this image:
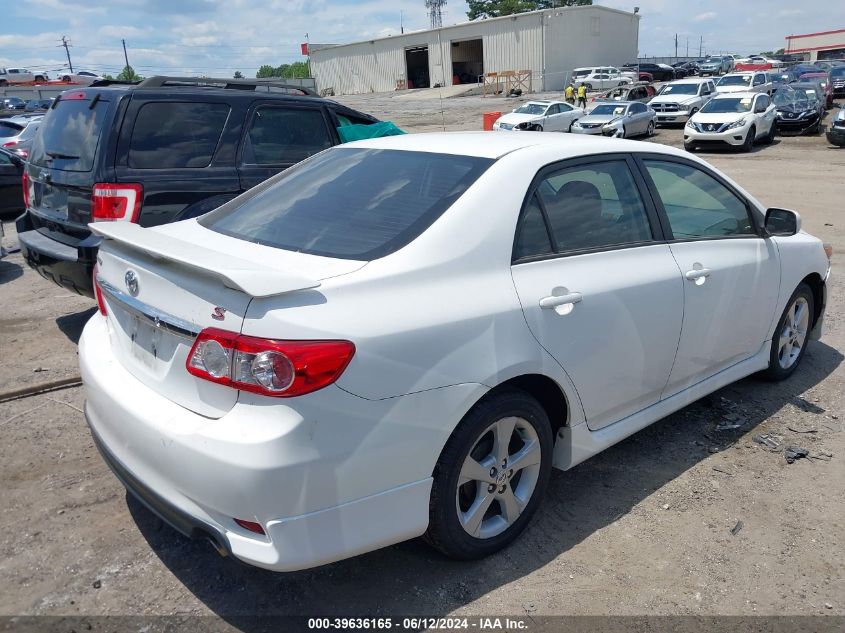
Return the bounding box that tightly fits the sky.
[1,0,844,79]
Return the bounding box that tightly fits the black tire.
[646,121,655,137]
[532,124,543,132]
[568,119,577,132]
[425,388,553,560]
[0,80,7,87]
[741,126,756,152]
[62,75,71,82]
[684,141,696,152]
[760,284,814,381]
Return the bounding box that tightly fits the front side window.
[514,160,653,258]
[202,148,493,260]
[643,160,754,239]
[243,106,333,165]
[129,102,230,169]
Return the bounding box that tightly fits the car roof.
[343,131,680,160]
[668,77,711,84]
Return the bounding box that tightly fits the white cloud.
[694,12,717,22]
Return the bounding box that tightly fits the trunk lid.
[93,220,365,417]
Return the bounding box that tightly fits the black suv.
[17,76,378,297]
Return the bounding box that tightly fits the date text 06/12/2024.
[307,617,529,630]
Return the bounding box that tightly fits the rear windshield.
[0,121,24,139]
[201,148,493,260]
[29,96,110,172]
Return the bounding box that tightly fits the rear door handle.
[539,292,583,309]
[684,268,711,281]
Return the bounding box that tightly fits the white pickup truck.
[0,68,49,86]
[648,77,717,125]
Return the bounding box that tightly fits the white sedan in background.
[81,132,830,572]
[685,91,777,152]
[58,70,103,85]
[493,100,583,132]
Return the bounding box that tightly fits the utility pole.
[400,10,404,34]
[122,39,130,69]
[674,33,678,59]
[59,36,73,73]
[699,35,703,57]
[686,37,689,57]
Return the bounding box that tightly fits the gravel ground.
[0,89,843,628]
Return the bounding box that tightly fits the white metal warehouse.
[309,5,640,95]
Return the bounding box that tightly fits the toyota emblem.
[124,270,139,297]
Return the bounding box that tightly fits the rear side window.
[128,102,230,169]
[202,148,493,260]
[29,97,109,172]
[0,122,23,139]
[242,106,333,165]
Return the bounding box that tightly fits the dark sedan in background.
[0,146,24,215]
[623,62,677,82]
[774,84,825,135]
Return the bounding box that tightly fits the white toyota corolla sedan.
[81,132,830,572]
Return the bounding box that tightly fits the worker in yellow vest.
[577,83,587,109]
[564,83,575,104]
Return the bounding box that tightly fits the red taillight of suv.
[91,183,143,222]
[186,328,355,398]
[22,170,31,208]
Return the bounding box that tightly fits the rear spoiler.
[90,222,320,298]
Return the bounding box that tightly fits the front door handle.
[539,292,583,309]
[684,268,711,281]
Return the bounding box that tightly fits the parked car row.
[0,68,104,86]
[16,77,379,297]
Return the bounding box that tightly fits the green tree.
[467,0,591,20]
[256,64,277,78]
[255,62,311,79]
[101,73,114,80]
[116,65,143,82]
[233,70,244,78]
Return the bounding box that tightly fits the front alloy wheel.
[425,389,553,559]
[762,283,814,381]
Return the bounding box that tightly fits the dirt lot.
[0,89,843,628]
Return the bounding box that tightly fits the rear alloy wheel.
[425,389,553,560]
[646,121,655,137]
[741,126,756,152]
[761,283,814,381]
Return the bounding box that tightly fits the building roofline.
[309,5,639,56]
[785,28,845,40]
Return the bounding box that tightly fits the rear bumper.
[15,212,97,297]
[80,315,483,571]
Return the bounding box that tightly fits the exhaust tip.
[203,533,229,558]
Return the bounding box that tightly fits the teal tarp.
[337,121,406,143]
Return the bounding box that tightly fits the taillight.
[92,264,107,316]
[22,170,31,208]
[186,328,355,398]
[233,518,265,535]
[92,183,143,222]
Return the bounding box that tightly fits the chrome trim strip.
[97,277,201,339]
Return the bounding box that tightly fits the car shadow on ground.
[56,307,97,345]
[0,259,22,284]
[128,341,843,624]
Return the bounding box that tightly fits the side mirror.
[765,208,801,236]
